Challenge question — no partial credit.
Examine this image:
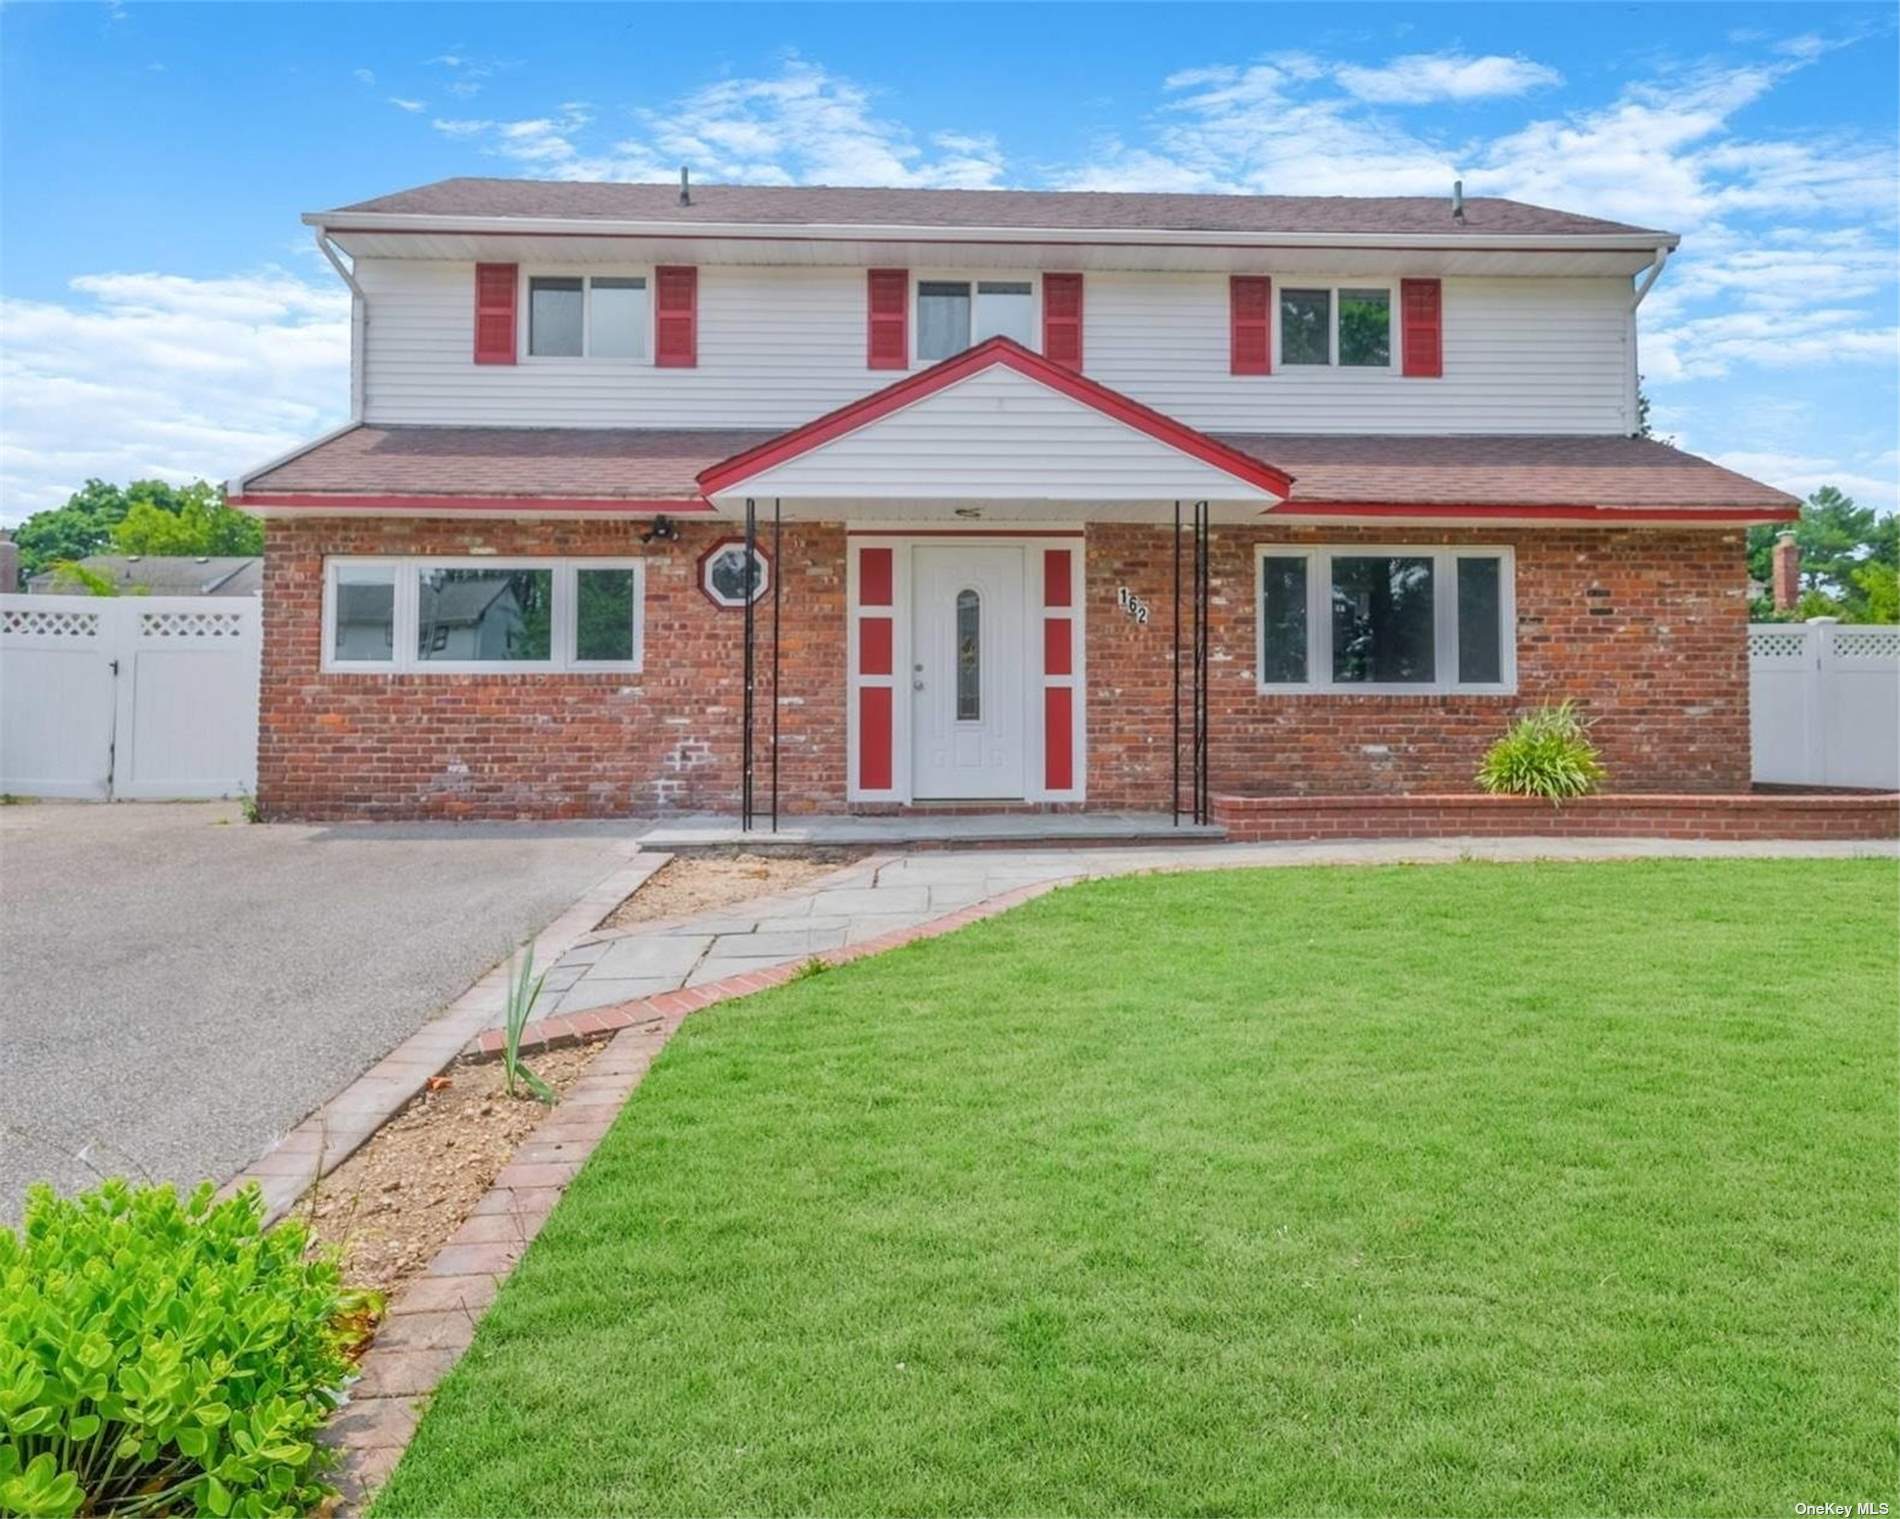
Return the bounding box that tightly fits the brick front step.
[1212,791,1900,842]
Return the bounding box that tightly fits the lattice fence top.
[1747,627,1808,660]
[138,609,249,640]
[1831,626,1900,661]
[1,606,102,639]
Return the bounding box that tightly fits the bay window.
[323,558,644,673]
[1256,546,1515,694]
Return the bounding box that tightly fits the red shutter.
[1230,276,1271,375]
[473,263,517,365]
[1400,278,1442,378]
[1042,273,1083,370]
[654,266,697,367]
[866,269,908,369]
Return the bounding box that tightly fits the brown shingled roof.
[1217,433,1800,512]
[326,178,1665,239]
[243,425,772,500]
[238,425,1795,517]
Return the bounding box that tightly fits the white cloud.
[0,271,349,522]
[429,58,1006,189]
[1335,52,1561,105]
[352,68,376,87]
[388,97,425,113]
[1710,449,1898,512]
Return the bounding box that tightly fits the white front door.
[910,545,1026,799]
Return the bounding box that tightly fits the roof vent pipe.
[679,165,691,206]
[1452,179,1466,224]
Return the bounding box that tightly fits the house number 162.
[1117,586,1151,625]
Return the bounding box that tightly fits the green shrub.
[0,1179,355,1517]
[1476,701,1608,803]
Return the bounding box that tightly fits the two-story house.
[229,176,1799,824]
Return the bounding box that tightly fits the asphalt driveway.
[0,802,642,1221]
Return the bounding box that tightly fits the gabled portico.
[696,338,1284,812]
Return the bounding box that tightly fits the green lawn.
[372,859,1898,1517]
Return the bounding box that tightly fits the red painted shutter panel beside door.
[1400,278,1443,378]
[473,263,517,365]
[1042,273,1083,370]
[654,266,698,367]
[867,269,909,369]
[1230,276,1271,374]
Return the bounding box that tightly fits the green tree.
[112,481,261,557]
[1747,485,1899,623]
[13,479,134,577]
[13,478,260,578]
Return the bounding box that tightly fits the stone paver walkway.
[530,834,1896,1030]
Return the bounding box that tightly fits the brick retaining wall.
[1213,791,1900,842]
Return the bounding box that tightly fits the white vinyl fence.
[0,594,259,800]
[1750,621,1900,789]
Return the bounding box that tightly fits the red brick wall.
[258,517,845,820]
[1084,524,1752,807]
[262,517,1751,820]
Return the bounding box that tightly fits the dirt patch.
[300,1044,600,1295]
[597,849,865,931]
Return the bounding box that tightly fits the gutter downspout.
[314,227,367,422]
[1625,244,1670,435]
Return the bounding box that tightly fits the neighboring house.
[27,555,262,597]
[228,177,1799,820]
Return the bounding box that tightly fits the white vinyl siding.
[360,260,1634,435]
[740,366,1277,502]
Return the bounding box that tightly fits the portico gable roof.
[695,337,1294,509]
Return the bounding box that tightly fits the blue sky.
[2,1,1895,521]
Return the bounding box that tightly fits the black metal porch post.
[771,498,781,833]
[1172,500,1181,826]
[741,497,756,832]
[1198,501,1210,824]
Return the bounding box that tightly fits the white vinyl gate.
[1750,621,1900,789]
[0,593,260,800]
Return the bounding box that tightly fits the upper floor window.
[917,278,1035,361]
[528,274,648,360]
[1280,284,1393,370]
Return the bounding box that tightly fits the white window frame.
[1255,544,1516,695]
[322,556,645,674]
[1275,278,1398,374]
[913,273,1041,364]
[520,269,652,363]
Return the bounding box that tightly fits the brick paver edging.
[219,848,667,1227]
[326,874,1067,1511]
[471,876,1068,1061]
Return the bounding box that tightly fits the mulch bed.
[301,1044,601,1296]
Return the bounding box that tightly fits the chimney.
[679,165,691,206]
[1771,530,1801,612]
[1452,178,1466,224]
[0,531,17,594]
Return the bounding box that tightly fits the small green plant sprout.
[790,955,831,982]
[1476,700,1608,804]
[236,789,262,825]
[502,945,558,1104]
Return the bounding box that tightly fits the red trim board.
[697,336,1294,499]
[1266,501,1797,524]
[232,493,713,515]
